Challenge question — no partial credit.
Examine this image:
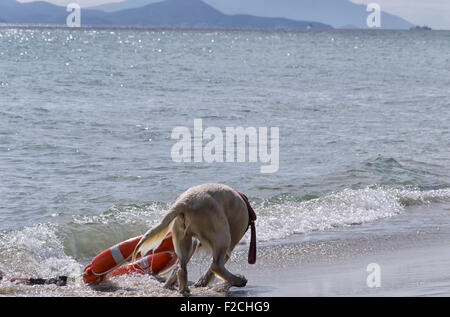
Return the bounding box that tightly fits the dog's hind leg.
[170,215,194,295]
[164,239,199,290]
[176,236,193,295]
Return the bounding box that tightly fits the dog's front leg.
[195,253,230,288]
[210,250,247,288]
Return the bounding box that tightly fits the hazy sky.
[17,0,450,30]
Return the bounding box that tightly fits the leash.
[234,190,257,264]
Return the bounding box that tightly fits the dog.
[131,183,256,295]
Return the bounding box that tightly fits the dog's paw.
[180,288,191,297]
[233,275,247,287]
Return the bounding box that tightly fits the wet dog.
[131,183,255,295]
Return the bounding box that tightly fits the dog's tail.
[131,203,184,263]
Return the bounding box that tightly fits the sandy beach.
[223,202,450,297]
[229,237,450,297]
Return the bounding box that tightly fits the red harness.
[234,190,257,264]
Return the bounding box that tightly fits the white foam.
[0,223,81,278]
[254,187,450,242]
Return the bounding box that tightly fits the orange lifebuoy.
[83,233,175,284]
[107,251,177,278]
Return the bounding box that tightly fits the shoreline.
[1,202,450,297]
[224,203,450,297]
[227,239,450,297]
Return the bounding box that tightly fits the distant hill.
[92,0,414,29]
[0,0,331,29]
[92,0,163,12]
[0,0,66,24]
[106,0,331,28]
[0,0,109,25]
[205,0,414,29]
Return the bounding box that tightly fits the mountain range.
[0,0,414,29]
[0,0,331,29]
[93,0,414,29]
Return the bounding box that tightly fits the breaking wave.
[0,185,449,292]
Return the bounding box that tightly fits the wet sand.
[225,203,450,297]
[228,240,450,297]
